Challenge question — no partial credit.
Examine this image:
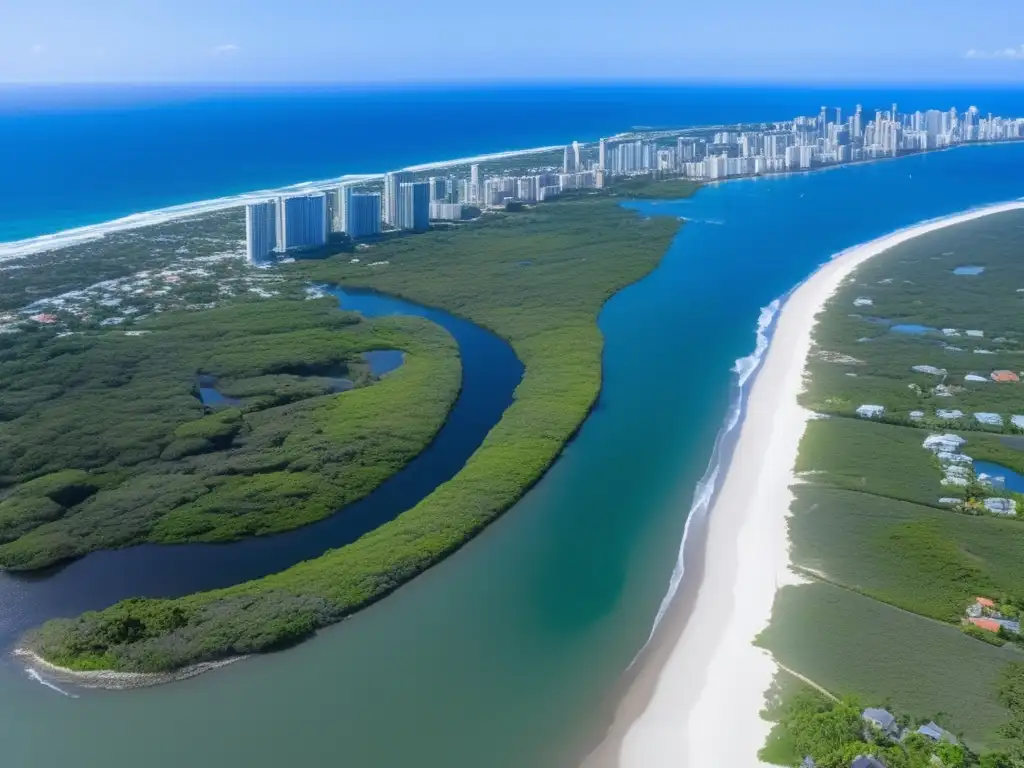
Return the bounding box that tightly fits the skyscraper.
[573,141,581,171]
[276,194,328,251]
[397,181,430,231]
[383,171,414,227]
[347,193,382,239]
[598,138,607,171]
[470,164,480,204]
[428,176,448,202]
[563,146,573,173]
[245,200,276,262]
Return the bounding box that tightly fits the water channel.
[0,287,523,647]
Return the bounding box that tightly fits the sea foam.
[635,296,782,660]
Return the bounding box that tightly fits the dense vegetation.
[0,298,459,569]
[759,674,1002,767]
[26,194,685,673]
[760,209,1024,758]
[0,211,244,313]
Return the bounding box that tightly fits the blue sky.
[2,0,1024,84]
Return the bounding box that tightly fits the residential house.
[862,708,898,737]
[851,756,886,768]
[992,370,1021,383]
[916,721,958,745]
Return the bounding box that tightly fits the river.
[2,144,1024,767]
[0,287,522,646]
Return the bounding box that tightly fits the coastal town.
[244,101,1024,261]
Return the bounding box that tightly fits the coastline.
[0,145,563,264]
[582,199,1024,768]
[13,648,246,691]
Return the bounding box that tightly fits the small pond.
[974,460,1024,493]
[364,349,404,377]
[196,375,241,408]
[891,323,937,335]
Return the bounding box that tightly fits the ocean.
[2,85,1024,767]
[4,82,1024,242]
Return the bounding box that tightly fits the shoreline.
[4,132,1022,266]
[582,199,1024,768]
[0,145,564,264]
[13,648,246,691]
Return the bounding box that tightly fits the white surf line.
[0,144,566,264]
[25,668,79,698]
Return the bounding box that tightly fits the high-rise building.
[347,192,382,239]
[397,181,430,231]
[598,138,607,171]
[383,171,414,227]
[428,176,448,202]
[563,146,573,173]
[852,104,863,138]
[245,200,277,262]
[276,194,327,251]
[572,141,581,171]
[470,164,481,204]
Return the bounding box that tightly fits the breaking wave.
[632,296,783,661]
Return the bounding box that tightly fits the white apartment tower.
[245,200,277,262]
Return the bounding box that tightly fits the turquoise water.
[974,461,1024,493]
[1,144,1024,767]
[891,323,937,335]
[953,266,986,275]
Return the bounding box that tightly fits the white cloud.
[29,44,46,57]
[963,44,1024,60]
[211,44,240,57]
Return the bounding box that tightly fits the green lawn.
[759,582,1018,751]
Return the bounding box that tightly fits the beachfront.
[584,199,1024,768]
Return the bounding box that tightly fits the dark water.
[0,287,522,646]
[3,143,1024,768]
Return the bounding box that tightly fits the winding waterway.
[2,144,1024,768]
[0,287,523,646]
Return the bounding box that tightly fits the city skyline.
[3,0,1024,84]
[245,98,1024,260]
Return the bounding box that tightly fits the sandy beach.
[583,199,1024,768]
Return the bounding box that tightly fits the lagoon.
[2,144,1024,768]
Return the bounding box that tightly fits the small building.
[942,328,960,336]
[912,365,947,376]
[917,721,958,744]
[992,370,1020,383]
[975,412,1004,427]
[965,374,989,383]
[984,498,1017,516]
[968,617,1002,632]
[909,411,924,421]
[802,758,817,768]
[851,756,886,768]
[938,497,960,506]
[29,313,58,324]
[856,404,885,419]
[1014,415,1024,430]
[936,409,964,420]
[978,473,1006,490]
[862,708,898,736]
[966,329,984,338]
[854,297,874,307]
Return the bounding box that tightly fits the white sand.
[611,199,1024,768]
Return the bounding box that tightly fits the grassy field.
[0,298,459,569]
[759,581,1018,751]
[761,209,1024,761]
[26,195,686,673]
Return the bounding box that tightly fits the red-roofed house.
[30,313,58,325]
[992,370,1021,383]
[968,617,1002,633]
[976,597,996,609]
